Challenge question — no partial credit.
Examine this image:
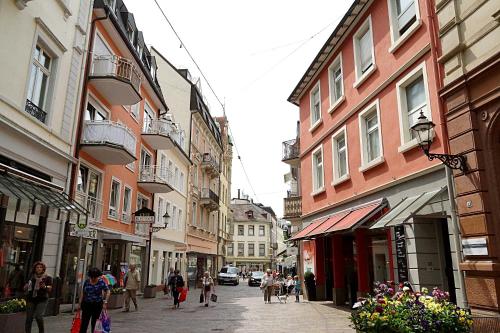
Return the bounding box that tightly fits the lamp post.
[146,212,171,284]
[410,111,467,172]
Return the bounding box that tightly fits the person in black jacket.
[24,261,52,333]
[168,270,184,309]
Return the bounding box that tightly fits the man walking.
[260,269,274,304]
[123,264,140,312]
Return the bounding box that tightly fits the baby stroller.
[273,279,288,303]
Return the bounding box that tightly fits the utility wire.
[152,0,259,201]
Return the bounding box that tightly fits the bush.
[350,281,472,333]
[0,298,26,314]
[110,287,124,295]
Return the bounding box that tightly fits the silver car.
[217,266,239,286]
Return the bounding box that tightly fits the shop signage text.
[70,224,97,239]
[462,238,488,256]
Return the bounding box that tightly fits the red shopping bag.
[70,310,81,333]
[178,287,188,303]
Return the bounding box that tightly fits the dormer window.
[246,210,254,219]
[126,23,135,45]
[150,64,156,80]
[137,44,143,59]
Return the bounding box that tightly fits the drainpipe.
[426,0,468,308]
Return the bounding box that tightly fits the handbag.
[94,310,111,333]
[210,293,217,303]
[70,310,81,333]
[199,292,204,303]
[178,287,188,302]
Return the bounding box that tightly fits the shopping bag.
[178,287,188,303]
[94,310,111,333]
[199,292,204,303]
[210,293,217,303]
[70,310,81,333]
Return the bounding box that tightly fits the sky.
[126,0,354,217]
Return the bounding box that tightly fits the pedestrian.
[260,269,274,304]
[78,267,110,333]
[7,264,25,297]
[164,267,175,298]
[24,261,52,333]
[286,275,294,295]
[123,264,140,312]
[293,275,301,303]
[201,271,214,307]
[168,269,184,309]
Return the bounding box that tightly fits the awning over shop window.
[289,199,387,241]
[370,187,447,229]
[0,167,88,218]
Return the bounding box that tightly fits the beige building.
[0,0,92,305]
[149,48,193,285]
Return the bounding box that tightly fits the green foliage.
[0,298,26,314]
[304,271,315,281]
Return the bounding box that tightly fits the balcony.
[282,139,300,166]
[89,55,141,105]
[200,188,219,212]
[201,153,219,178]
[137,165,173,193]
[142,119,180,150]
[80,120,137,165]
[75,192,103,225]
[25,99,47,123]
[284,195,302,220]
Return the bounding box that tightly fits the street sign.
[70,224,97,239]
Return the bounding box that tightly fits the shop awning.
[306,211,350,237]
[102,230,147,244]
[288,216,329,241]
[370,187,447,229]
[0,165,88,218]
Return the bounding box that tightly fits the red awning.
[326,200,385,233]
[306,211,350,237]
[289,217,328,241]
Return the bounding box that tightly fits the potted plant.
[350,281,473,333]
[0,298,27,333]
[107,287,125,309]
[143,284,157,298]
[303,271,316,301]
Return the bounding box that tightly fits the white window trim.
[309,82,322,131]
[86,93,111,120]
[327,52,345,113]
[387,0,422,54]
[311,145,325,195]
[352,16,377,89]
[121,185,133,224]
[331,126,350,186]
[358,100,385,172]
[108,177,121,221]
[396,61,434,153]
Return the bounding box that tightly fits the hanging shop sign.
[133,207,155,224]
[462,238,488,256]
[286,247,298,256]
[70,224,97,239]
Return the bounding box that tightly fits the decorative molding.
[55,0,72,18]
[34,17,67,52]
[15,0,33,10]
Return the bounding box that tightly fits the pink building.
[285,0,466,307]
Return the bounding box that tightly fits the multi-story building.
[215,116,233,272]
[287,0,466,306]
[227,196,274,272]
[65,0,173,300]
[0,0,92,307]
[149,48,193,285]
[186,80,223,287]
[435,0,500,313]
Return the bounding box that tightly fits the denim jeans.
[25,300,48,333]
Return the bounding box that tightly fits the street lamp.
[151,212,171,232]
[410,111,467,172]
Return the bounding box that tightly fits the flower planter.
[0,311,26,333]
[143,286,157,298]
[108,293,124,309]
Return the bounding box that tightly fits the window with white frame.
[174,167,179,189]
[109,179,120,219]
[310,83,321,127]
[172,206,177,229]
[179,172,185,193]
[124,102,140,119]
[332,127,349,182]
[396,63,431,146]
[238,243,244,257]
[388,0,418,42]
[157,197,164,225]
[259,244,266,257]
[328,54,344,107]
[122,186,132,223]
[227,243,234,256]
[248,243,255,257]
[27,45,52,122]
[85,100,107,121]
[165,201,171,227]
[143,103,154,133]
[191,202,197,226]
[359,101,383,168]
[178,209,183,231]
[353,17,375,82]
[259,225,265,236]
[312,146,324,192]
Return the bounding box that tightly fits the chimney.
[237,189,240,199]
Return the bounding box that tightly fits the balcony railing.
[90,55,141,91]
[25,99,47,123]
[282,139,300,162]
[201,153,219,176]
[201,188,219,203]
[81,120,136,158]
[75,192,103,225]
[139,165,172,184]
[284,195,302,219]
[142,119,184,150]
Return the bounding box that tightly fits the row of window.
[157,197,183,231]
[236,225,266,237]
[310,0,421,129]
[311,62,432,193]
[190,201,218,234]
[227,243,267,257]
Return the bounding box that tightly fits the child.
[293,275,301,303]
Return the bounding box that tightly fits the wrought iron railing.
[200,188,219,203]
[138,165,172,185]
[90,55,141,92]
[75,192,103,225]
[284,196,302,219]
[25,99,47,123]
[282,139,300,161]
[201,153,219,171]
[81,120,137,157]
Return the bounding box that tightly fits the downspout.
[426,0,468,308]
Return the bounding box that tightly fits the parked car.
[218,266,239,285]
[248,271,264,287]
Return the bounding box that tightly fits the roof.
[287,0,370,105]
[231,202,273,222]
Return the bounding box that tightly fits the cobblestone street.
[34,281,354,333]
